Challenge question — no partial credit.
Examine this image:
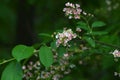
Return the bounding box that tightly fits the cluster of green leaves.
[1,16,115,80]
[77,20,107,47]
[1,44,54,80]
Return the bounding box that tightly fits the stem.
[34,49,39,53]
[0,58,15,65]
[81,15,91,32]
[95,40,120,49]
[81,15,95,40]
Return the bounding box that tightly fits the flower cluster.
[22,61,41,80]
[114,72,120,77]
[63,2,82,19]
[56,28,77,47]
[22,52,76,80]
[105,0,119,11]
[112,49,120,57]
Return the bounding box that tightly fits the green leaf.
[92,21,106,28]
[12,45,34,62]
[39,46,53,67]
[39,33,52,43]
[50,41,57,50]
[1,61,23,80]
[91,31,108,35]
[57,47,66,57]
[77,21,89,31]
[83,36,95,47]
[39,33,52,38]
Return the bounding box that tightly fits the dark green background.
[0,0,120,80]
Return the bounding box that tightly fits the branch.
[95,40,120,49]
[0,58,15,65]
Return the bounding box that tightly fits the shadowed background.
[0,0,120,80]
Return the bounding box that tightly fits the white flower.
[83,11,87,15]
[76,27,81,32]
[106,0,111,5]
[22,66,26,70]
[64,53,69,57]
[112,49,120,57]
[68,16,72,19]
[52,74,61,80]
[69,64,76,68]
[65,2,70,6]
[76,4,80,8]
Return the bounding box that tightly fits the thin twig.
[0,58,15,65]
[95,40,120,49]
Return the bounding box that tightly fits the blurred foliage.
[0,0,120,80]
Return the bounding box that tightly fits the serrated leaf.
[39,46,53,67]
[1,61,23,80]
[77,21,89,31]
[12,45,34,62]
[92,21,106,28]
[84,36,95,47]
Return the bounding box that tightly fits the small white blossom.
[114,72,118,76]
[76,27,81,32]
[52,74,61,80]
[65,2,70,6]
[64,53,69,57]
[69,64,76,68]
[68,16,72,19]
[83,11,87,15]
[22,66,26,70]
[105,0,111,5]
[112,49,120,57]
[76,4,80,8]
